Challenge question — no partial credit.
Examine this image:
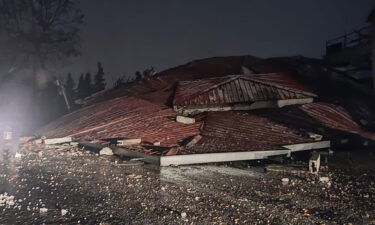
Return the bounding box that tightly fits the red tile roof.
[173,73,316,107]
[184,111,316,154]
[39,96,202,146]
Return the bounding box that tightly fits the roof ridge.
[198,74,316,98]
[175,74,317,105]
[243,76,317,97]
[175,75,239,103]
[201,75,241,93]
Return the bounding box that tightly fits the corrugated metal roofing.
[39,55,375,158]
[301,103,375,140]
[184,111,316,154]
[39,96,201,146]
[85,55,260,106]
[173,73,316,107]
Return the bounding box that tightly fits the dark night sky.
[69,0,374,83]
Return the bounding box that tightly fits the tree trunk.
[372,20,375,93]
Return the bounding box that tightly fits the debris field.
[0,142,374,225]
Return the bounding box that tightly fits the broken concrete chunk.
[44,137,73,145]
[61,209,68,216]
[181,212,187,219]
[99,147,114,156]
[281,178,289,184]
[307,132,323,141]
[39,208,48,214]
[176,116,195,124]
[34,139,43,145]
[117,139,141,146]
[309,153,321,174]
[70,142,79,147]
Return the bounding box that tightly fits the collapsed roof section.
[301,103,375,140]
[173,73,316,115]
[38,55,375,165]
[183,111,317,154]
[39,97,201,148]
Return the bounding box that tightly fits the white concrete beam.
[282,141,330,151]
[277,98,314,107]
[160,141,330,166]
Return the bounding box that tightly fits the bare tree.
[0,0,84,72]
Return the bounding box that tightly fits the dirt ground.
[0,143,374,225]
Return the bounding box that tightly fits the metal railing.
[326,26,371,55]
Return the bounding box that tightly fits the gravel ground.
[0,143,374,225]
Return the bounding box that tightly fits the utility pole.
[55,79,71,112]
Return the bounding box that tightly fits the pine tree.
[135,71,142,81]
[84,72,93,96]
[65,73,76,101]
[94,62,106,92]
[77,74,85,99]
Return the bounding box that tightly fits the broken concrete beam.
[186,135,202,148]
[282,141,330,151]
[44,137,73,145]
[117,139,141,146]
[112,147,160,165]
[176,116,195,124]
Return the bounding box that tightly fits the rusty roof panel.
[173,73,316,106]
[39,96,201,146]
[185,111,316,154]
[301,103,375,140]
[84,55,260,106]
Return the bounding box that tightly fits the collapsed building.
[38,55,375,166]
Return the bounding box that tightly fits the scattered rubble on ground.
[0,142,373,224]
